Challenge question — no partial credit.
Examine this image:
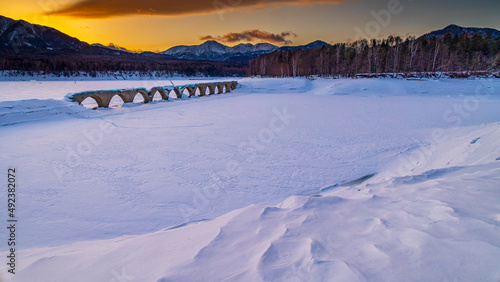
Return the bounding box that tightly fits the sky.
[1,0,499,51]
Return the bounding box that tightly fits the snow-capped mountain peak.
[160,40,278,61]
[161,40,231,58]
[0,15,88,50]
[231,42,278,53]
[422,24,500,39]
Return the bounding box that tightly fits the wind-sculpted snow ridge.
[0,99,96,126]
[5,122,500,281]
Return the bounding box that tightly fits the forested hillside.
[0,49,247,77]
[250,34,500,77]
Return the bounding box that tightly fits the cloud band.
[48,0,345,18]
[201,29,297,44]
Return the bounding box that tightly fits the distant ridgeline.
[250,26,500,77]
[0,15,247,77]
[1,14,499,78]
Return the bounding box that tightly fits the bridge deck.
[66,81,238,108]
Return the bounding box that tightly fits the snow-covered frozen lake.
[1,77,500,281]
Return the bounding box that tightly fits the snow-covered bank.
[0,99,96,126]
[4,122,500,282]
[1,77,500,281]
[0,78,238,103]
[0,70,240,82]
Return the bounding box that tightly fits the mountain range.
[0,14,335,62]
[159,40,332,61]
[160,41,278,61]
[0,15,132,56]
[1,14,500,64]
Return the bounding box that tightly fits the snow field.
[0,77,499,281]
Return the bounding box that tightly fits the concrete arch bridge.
[67,81,238,108]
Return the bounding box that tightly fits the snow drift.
[4,122,500,282]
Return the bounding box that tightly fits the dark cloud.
[200,35,216,41]
[48,0,345,18]
[201,29,297,44]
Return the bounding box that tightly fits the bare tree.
[408,36,420,71]
[432,41,440,72]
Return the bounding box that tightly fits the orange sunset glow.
[1,0,500,52]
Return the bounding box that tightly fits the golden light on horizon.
[1,0,500,51]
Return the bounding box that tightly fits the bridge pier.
[95,93,115,108]
[172,88,183,99]
[149,87,169,101]
[183,86,196,97]
[196,85,208,97]
[207,85,216,95]
[119,90,139,103]
[137,90,150,103]
[217,84,224,94]
[230,82,237,90]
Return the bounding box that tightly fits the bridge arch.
[181,86,195,97]
[194,86,202,96]
[132,92,146,104]
[151,90,162,102]
[195,85,208,96]
[109,94,125,108]
[81,96,100,109]
[150,87,169,101]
